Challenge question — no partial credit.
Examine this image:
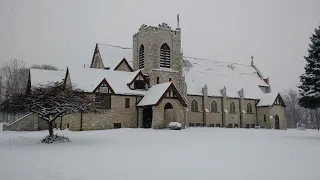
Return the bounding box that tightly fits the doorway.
[275,115,280,129]
[143,106,153,128]
[164,103,174,127]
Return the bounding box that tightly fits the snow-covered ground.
[1,128,319,180]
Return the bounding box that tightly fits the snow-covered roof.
[30,69,66,87]
[183,57,269,99]
[68,67,146,96]
[137,82,171,106]
[257,93,279,107]
[97,44,133,69]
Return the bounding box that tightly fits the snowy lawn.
[1,128,320,180]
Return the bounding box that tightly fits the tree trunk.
[48,121,54,136]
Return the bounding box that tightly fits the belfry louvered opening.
[139,45,144,69]
[160,43,171,68]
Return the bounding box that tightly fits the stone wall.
[115,60,132,72]
[60,95,139,131]
[257,107,271,128]
[152,98,185,129]
[224,98,241,127]
[205,97,223,126]
[133,24,182,74]
[92,52,105,69]
[3,113,38,131]
[270,105,287,130]
[242,99,258,128]
[186,95,204,125]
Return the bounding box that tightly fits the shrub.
[40,134,71,144]
[168,122,182,130]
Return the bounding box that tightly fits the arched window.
[264,114,266,122]
[164,103,173,109]
[247,103,252,113]
[211,101,218,113]
[160,43,171,68]
[139,45,144,69]
[191,100,198,112]
[230,102,236,113]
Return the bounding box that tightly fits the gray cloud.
[0,0,319,93]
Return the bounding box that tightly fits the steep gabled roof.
[96,44,133,70]
[183,57,268,99]
[68,67,146,95]
[114,58,133,72]
[29,69,66,87]
[257,93,286,107]
[137,82,187,107]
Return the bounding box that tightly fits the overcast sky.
[0,0,319,93]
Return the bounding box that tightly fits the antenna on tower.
[177,14,180,27]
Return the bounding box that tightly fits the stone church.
[3,22,287,131]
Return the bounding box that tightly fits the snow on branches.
[0,83,102,136]
[299,24,320,108]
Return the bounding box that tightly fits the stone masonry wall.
[115,61,132,72]
[270,105,287,130]
[3,113,38,131]
[60,95,139,131]
[133,24,181,73]
[152,98,185,129]
[242,99,258,127]
[224,98,241,127]
[186,95,203,124]
[205,97,223,126]
[257,107,271,128]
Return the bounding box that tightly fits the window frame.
[160,43,171,68]
[125,98,130,108]
[230,102,236,113]
[191,100,198,112]
[211,101,218,113]
[247,103,252,114]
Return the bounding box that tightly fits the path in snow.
[0,128,319,180]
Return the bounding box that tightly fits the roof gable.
[114,58,133,72]
[137,82,187,107]
[93,78,115,94]
[127,70,147,86]
[68,67,147,95]
[95,44,133,70]
[257,93,286,107]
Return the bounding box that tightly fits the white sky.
[0,0,319,93]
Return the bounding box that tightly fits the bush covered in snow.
[168,122,182,130]
[40,134,71,144]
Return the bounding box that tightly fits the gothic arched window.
[139,45,144,69]
[247,103,252,113]
[211,101,218,113]
[191,100,198,112]
[230,102,236,113]
[160,43,171,68]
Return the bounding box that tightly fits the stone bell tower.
[132,23,186,95]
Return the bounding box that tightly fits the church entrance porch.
[142,106,153,128]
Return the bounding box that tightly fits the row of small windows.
[138,43,171,69]
[190,100,253,113]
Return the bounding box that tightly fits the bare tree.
[31,64,59,71]
[283,89,306,128]
[0,59,28,98]
[0,83,101,137]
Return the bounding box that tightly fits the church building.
[3,22,287,131]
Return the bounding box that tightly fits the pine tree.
[299,24,320,109]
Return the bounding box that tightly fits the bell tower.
[132,23,185,94]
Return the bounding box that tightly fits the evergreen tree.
[299,24,320,109]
